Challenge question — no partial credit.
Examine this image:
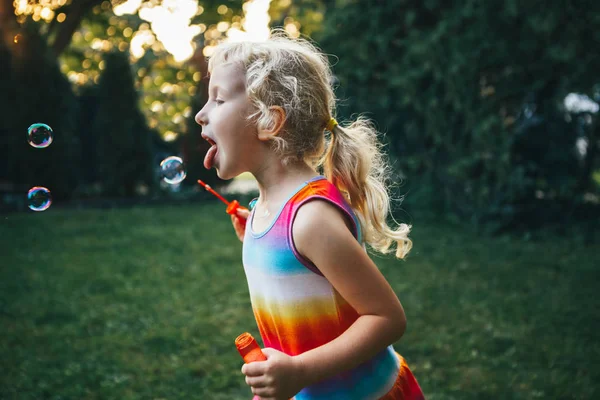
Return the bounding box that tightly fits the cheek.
[212,105,235,127]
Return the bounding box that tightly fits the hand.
[241,348,305,400]
[231,208,250,242]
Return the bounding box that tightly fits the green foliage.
[0,24,80,202]
[61,6,195,143]
[91,50,154,197]
[269,0,328,36]
[1,205,598,398]
[316,0,600,233]
[0,0,245,205]
[190,0,244,25]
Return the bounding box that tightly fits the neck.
[252,157,319,205]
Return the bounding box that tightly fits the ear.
[257,106,286,141]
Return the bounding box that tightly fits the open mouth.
[202,134,218,169]
[204,136,216,146]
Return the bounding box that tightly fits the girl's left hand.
[241,348,305,400]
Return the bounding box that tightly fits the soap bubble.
[160,156,186,184]
[28,187,52,212]
[27,123,54,148]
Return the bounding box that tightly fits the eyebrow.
[210,85,230,96]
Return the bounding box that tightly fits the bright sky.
[114,0,272,62]
[227,0,272,42]
[564,93,599,114]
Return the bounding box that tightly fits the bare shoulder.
[292,200,355,258]
[292,199,404,318]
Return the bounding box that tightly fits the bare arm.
[291,201,407,387]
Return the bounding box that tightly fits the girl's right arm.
[231,208,250,242]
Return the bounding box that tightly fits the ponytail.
[207,34,411,258]
[319,116,412,259]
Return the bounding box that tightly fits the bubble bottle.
[235,332,267,364]
[236,333,294,400]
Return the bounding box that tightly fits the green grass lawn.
[1,203,598,399]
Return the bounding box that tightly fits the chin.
[215,167,235,181]
[215,157,246,180]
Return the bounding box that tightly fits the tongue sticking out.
[204,144,218,169]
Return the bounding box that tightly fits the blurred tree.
[76,83,102,188]
[0,0,19,49]
[0,0,104,58]
[92,50,153,197]
[0,37,16,174]
[269,0,329,36]
[0,23,80,202]
[317,0,600,234]
[1,0,254,202]
[50,0,105,56]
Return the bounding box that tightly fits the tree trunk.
[0,0,102,58]
[51,0,103,57]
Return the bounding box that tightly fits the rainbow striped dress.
[242,175,424,400]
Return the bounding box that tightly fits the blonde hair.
[208,30,412,259]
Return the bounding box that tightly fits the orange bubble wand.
[197,179,248,228]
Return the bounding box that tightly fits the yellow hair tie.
[326,118,338,132]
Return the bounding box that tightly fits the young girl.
[195,30,424,400]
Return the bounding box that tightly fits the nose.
[195,107,207,126]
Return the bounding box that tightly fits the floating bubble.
[28,187,52,212]
[27,123,54,148]
[160,156,186,184]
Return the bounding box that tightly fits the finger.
[251,386,275,397]
[260,348,277,357]
[245,376,267,388]
[242,362,265,377]
[234,216,245,231]
[236,208,250,219]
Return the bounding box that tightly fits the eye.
[215,99,225,105]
